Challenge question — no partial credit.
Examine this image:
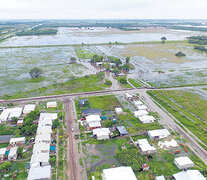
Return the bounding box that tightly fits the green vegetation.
[0,143,9,148]
[87,95,121,111]
[194,45,207,51]
[115,76,132,88]
[188,36,207,45]
[29,67,43,79]
[147,90,207,148]
[128,78,142,87]
[170,26,207,32]
[2,74,111,100]
[0,124,16,135]
[75,48,95,59]
[16,27,58,36]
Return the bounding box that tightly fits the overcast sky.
[0,0,207,19]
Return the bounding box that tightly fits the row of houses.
[27,113,57,180]
[0,104,36,123]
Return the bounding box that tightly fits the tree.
[52,119,60,129]
[175,51,186,57]
[161,37,167,43]
[17,146,23,158]
[29,68,43,79]
[0,161,12,171]
[49,156,56,165]
[119,77,127,84]
[105,80,112,86]
[103,120,113,127]
[23,118,33,126]
[126,57,130,64]
[12,117,18,124]
[97,72,105,80]
[14,129,21,137]
[70,57,77,63]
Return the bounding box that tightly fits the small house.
[86,115,101,123]
[17,120,24,126]
[88,121,101,130]
[173,170,205,180]
[137,105,147,110]
[174,157,194,169]
[37,125,52,134]
[30,152,50,167]
[148,129,170,140]
[155,175,165,180]
[33,143,50,153]
[115,107,123,115]
[8,146,18,160]
[10,137,26,146]
[125,93,133,100]
[102,166,137,180]
[139,115,155,124]
[133,101,143,107]
[117,126,128,136]
[46,101,57,109]
[23,104,36,114]
[0,148,7,161]
[8,108,23,121]
[137,139,156,155]
[142,163,149,171]
[134,110,148,118]
[82,109,102,117]
[27,165,51,180]
[35,133,51,144]
[92,128,110,140]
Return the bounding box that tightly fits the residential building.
[27,165,51,180]
[86,115,101,123]
[23,104,36,114]
[117,126,128,136]
[137,105,147,110]
[46,101,57,108]
[115,108,123,115]
[0,148,7,161]
[82,109,102,116]
[8,146,18,160]
[134,110,148,118]
[174,157,194,169]
[173,170,205,180]
[30,152,50,167]
[148,129,170,140]
[139,115,155,124]
[35,133,51,144]
[10,137,26,146]
[88,121,102,130]
[33,143,50,153]
[92,128,110,140]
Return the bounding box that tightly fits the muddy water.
[1,27,207,47]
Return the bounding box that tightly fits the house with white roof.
[23,104,36,114]
[148,129,170,140]
[10,137,26,146]
[30,152,50,167]
[0,109,11,122]
[134,110,148,118]
[102,166,137,180]
[37,125,52,134]
[8,108,23,121]
[8,146,18,160]
[27,165,51,180]
[47,101,57,108]
[86,115,101,123]
[139,115,155,124]
[33,143,50,154]
[38,118,52,127]
[115,108,123,115]
[133,101,143,107]
[35,133,51,144]
[136,139,156,155]
[92,128,110,140]
[155,175,165,180]
[174,157,194,169]
[0,148,7,161]
[173,170,205,180]
[137,105,147,110]
[39,113,58,121]
[88,121,101,130]
[125,93,133,100]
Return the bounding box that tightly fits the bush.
[29,68,43,79]
[175,51,186,57]
[105,80,112,86]
[119,77,127,84]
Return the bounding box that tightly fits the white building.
[137,105,147,110]
[47,101,57,108]
[27,165,51,180]
[134,110,148,118]
[37,125,52,134]
[139,115,155,124]
[174,157,194,169]
[125,93,133,100]
[148,129,170,139]
[86,115,101,123]
[0,148,7,161]
[173,170,205,180]
[8,108,23,121]
[102,166,137,180]
[155,175,165,180]
[8,146,18,160]
[35,133,51,144]
[92,128,110,140]
[0,109,11,122]
[158,139,178,149]
[23,104,36,114]
[10,137,26,146]
[137,139,156,155]
[115,108,123,115]
[88,121,101,130]
[133,101,143,106]
[39,113,58,121]
[38,118,52,127]
[33,143,50,153]
[30,152,50,167]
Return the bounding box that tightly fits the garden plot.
[0,46,97,96]
[96,43,207,87]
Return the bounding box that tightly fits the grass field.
[147,90,207,148]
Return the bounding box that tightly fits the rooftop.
[173,170,205,180]
[27,165,51,180]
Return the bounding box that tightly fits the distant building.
[173,170,205,180]
[155,175,165,180]
[86,115,101,123]
[8,146,18,160]
[139,115,155,124]
[33,143,50,154]
[30,152,50,167]
[82,109,102,117]
[17,120,24,126]
[174,157,194,169]
[115,108,123,115]
[0,148,7,161]
[88,121,102,130]
[137,139,156,155]
[35,133,51,144]
[134,110,148,118]
[23,104,36,114]
[10,137,26,146]
[117,126,128,136]
[148,129,170,140]
[0,108,23,122]
[92,128,110,140]
[125,93,133,100]
[46,101,57,109]
[102,166,137,180]
[27,165,51,180]
[133,101,143,107]
[137,105,147,110]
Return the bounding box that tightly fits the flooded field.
[1,27,207,47]
[95,43,207,87]
[0,46,98,95]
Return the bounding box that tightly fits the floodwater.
[1,27,207,47]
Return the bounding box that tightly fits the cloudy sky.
[0,0,207,19]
